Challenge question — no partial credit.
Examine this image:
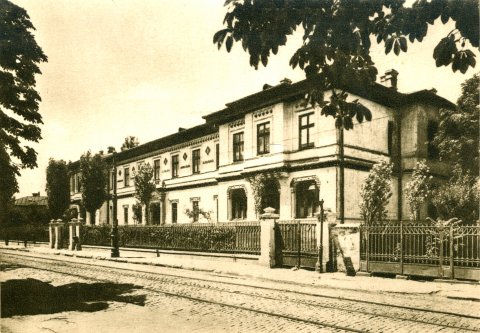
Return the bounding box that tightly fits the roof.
[15,195,48,207]
[203,76,455,125]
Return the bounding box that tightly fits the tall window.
[171,202,177,223]
[215,143,220,169]
[231,188,247,220]
[124,167,130,187]
[154,159,160,181]
[124,206,129,224]
[70,175,75,193]
[299,113,314,149]
[387,121,394,156]
[192,200,199,222]
[257,122,270,155]
[295,181,319,218]
[427,121,439,159]
[172,155,179,178]
[192,149,200,174]
[233,132,244,162]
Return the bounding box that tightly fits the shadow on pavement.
[1,273,146,317]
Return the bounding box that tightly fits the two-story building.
[69,72,454,225]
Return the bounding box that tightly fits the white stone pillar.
[48,220,55,248]
[259,207,279,268]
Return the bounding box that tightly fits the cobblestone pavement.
[1,250,479,333]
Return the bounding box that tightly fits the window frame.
[233,132,244,162]
[427,120,439,159]
[124,167,130,187]
[154,159,161,181]
[257,122,270,155]
[387,121,394,156]
[192,149,200,174]
[215,143,220,170]
[192,200,199,222]
[299,112,315,150]
[171,202,177,223]
[171,154,179,178]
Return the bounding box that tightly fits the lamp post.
[108,146,120,257]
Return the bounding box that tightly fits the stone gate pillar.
[259,207,279,268]
[48,219,56,248]
[53,219,65,250]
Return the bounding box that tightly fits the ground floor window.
[123,206,129,224]
[192,200,199,222]
[231,188,247,220]
[150,202,160,225]
[261,179,280,214]
[171,202,177,223]
[295,181,319,218]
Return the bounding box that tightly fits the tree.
[360,161,393,225]
[45,159,70,219]
[433,74,479,176]
[0,1,47,223]
[133,163,156,224]
[405,160,432,221]
[121,136,139,152]
[431,168,479,224]
[79,151,107,225]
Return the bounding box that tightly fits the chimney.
[280,78,292,85]
[380,69,398,90]
[263,83,273,90]
[32,192,40,197]
[178,127,186,132]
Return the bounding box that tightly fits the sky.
[11,0,478,198]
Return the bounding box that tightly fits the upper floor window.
[257,122,270,155]
[427,121,439,159]
[192,149,200,174]
[299,113,314,150]
[70,175,75,193]
[172,155,179,178]
[387,121,394,156]
[154,159,160,181]
[233,132,244,162]
[215,143,220,169]
[124,167,130,187]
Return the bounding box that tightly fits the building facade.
[69,73,454,225]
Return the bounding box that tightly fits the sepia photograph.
[1,0,479,332]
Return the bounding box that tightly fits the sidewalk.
[1,242,478,301]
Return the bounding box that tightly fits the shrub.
[360,161,393,225]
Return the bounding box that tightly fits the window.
[76,174,81,193]
[231,188,247,220]
[171,202,177,223]
[154,159,160,181]
[192,149,200,174]
[427,121,439,159]
[124,206,129,224]
[124,167,130,187]
[215,143,220,169]
[387,121,394,156]
[261,179,280,214]
[172,155,179,178]
[299,113,315,149]
[233,132,244,162]
[192,200,199,222]
[257,122,270,155]
[70,175,75,193]
[295,181,319,218]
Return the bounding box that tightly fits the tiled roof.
[15,195,48,207]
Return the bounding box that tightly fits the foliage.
[431,168,479,224]
[184,207,212,223]
[246,171,284,214]
[215,0,477,128]
[133,163,156,224]
[0,1,47,221]
[433,74,479,176]
[45,159,70,219]
[360,161,393,225]
[3,204,50,226]
[79,151,107,224]
[424,217,464,258]
[120,136,139,152]
[0,224,49,242]
[132,202,143,224]
[63,207,78,221]
[405,160,432,221]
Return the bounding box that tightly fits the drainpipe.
[395,112,403,221]
[337,126,345,224]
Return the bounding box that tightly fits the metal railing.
[82,221,261,255]
[360,221,480,279]
[276,219,318,268]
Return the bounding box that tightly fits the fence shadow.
[1,272,145,317]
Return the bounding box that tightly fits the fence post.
[259,207,279,268]
[400,220,404,275]
[438,228,444,278]
[449,224,454,280]
[315,200,325,273]
[297,218,301,268]
[49,219,55,249]
[365,224,370,273]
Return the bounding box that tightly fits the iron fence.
[82,221,261,255]
[360,221,480,280]
[276,219,318,268]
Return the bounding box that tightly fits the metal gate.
[276,219,318,269]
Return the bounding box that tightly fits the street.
[1,249,479,333]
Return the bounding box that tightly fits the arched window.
[295,180,319,218]
[231,188,247,220]
[261,179,280,214]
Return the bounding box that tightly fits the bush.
[360,161,393,225]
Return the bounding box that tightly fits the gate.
[276,219,317,269]
[360,222,480,280]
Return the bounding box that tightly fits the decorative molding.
[290,175,321,188]
[253,107,273,118]
[169,199,179,203]
[227,184,247,199]
[190,197,200,202]
[229,119,245,128]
